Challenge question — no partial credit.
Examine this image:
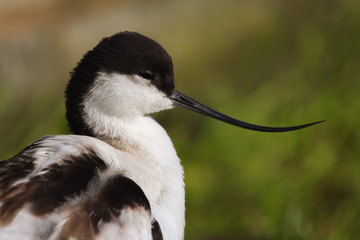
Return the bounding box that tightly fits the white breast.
[89,117,185,240]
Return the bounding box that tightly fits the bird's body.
[0,31,321,239]
[0,133,183,240]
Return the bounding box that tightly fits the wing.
[0,135,163,240]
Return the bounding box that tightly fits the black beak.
[170,90,324,132]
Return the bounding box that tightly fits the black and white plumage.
[0,31,322,240]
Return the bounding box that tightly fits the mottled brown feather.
[0,149,107,225]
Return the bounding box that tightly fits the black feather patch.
[56,174,159,240]
[0,153,34,191]
[152,219,164,240]
[0,140,52,190]
[0,149,107,225]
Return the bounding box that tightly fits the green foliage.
[1,0,360,239]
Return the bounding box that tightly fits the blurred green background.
[1,0,360,239]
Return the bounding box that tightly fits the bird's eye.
[138,71,154,80]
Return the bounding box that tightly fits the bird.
[0,31,323,240]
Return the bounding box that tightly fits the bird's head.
[65,31,323,136]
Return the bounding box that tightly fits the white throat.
[84,72,173,119]
[82,72,174,148]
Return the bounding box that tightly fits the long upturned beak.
[170,90,324,132]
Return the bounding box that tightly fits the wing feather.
[0,135,162,240]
